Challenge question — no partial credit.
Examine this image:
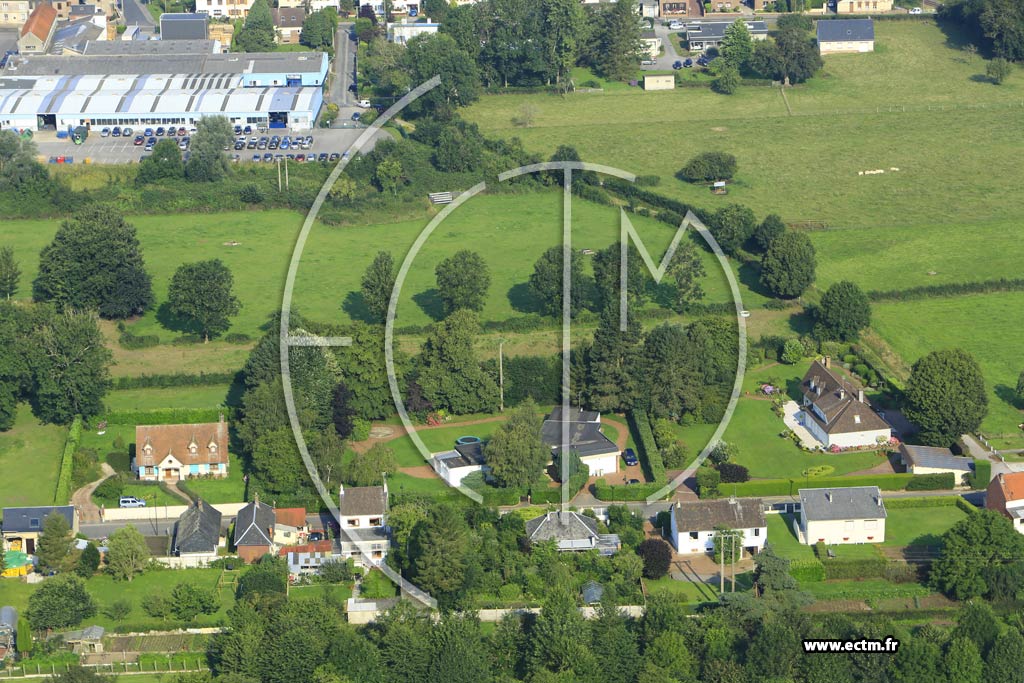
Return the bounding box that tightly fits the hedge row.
[969,459,991,490]
[593,479,670,502]
[883,496,960,509]
[628,411,666,484]
[868,277,1024,303]
[789,558,826,583]
[113,371,240,390]
[726,473,916,498]
[119,331,160,349]
[102,408,231,426]
[956,497,979,515]
[53,416,83,505]
[904,472,955,491]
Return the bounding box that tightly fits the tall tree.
[588,0,642,81]
[167,259,241,342]
[36,511,73,572]
[416,310,499,414]
[708,204,757,256]
[530,587,592,676]
[485,398,546,488]
[185,116,233,182]
[31,309,112,424]
[541,0,587,84]
[528,246,585,318]
[429,613,493,683]
[333,323,406,420]
[341,443,398,486]
[590,597,640,683]
[753,544,797,592]
[300,10,335,50]
[408,504,472,603]
[667,242,706,313]
[587,303,642,413]
[760,231,816,298]
[944,637,984,683]
[106,525,151,582]
[402,33,482,116]
[751,26,822,85]
[0,246,20,300]
[235,0,277,51]
[360,251,397,323]
[135,139,184,186]
[720,20,754,69]
[904,348,988,446]
[435,249,490,314]
[815,280,871,341]
[26,575,97,632]
[751,214,785,253]
[986,628,1024,682]
[931,510,1024,601]
[34,206,154,318]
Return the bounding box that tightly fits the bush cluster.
[113,371,239,390]
[53,416,83,504]
[628,411,666,484]
[904,472,955,491]
[788,558,826,582]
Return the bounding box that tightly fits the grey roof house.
[159,12,209,40]
[668,497,768,554]
[898,443,973,479]
[817,19,875,54]
[233,495,276,563]
[173,499,223,557]
[541,407,620,476]
[338,484,388,522]
[525,511,620,555]
[796,486,887,545]
[685,20,768,52]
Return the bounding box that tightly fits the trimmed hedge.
[594,479,670,502]
[868,277,1024,303]
[904,472,955,491]
[727,473,916,497]
[628,411,666,484]
[969,459,991,490]
[789,558,826,583]
[956,497,979,515]
[103,408,231,425]
[53,416,83,504]
[884,496,960,509]
[113,371,239,390]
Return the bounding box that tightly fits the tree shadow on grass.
[341,291,376,324]
[737,262,774,300]
[508,282,542,315]
[995,384,1023,411]
[412,288,446,321]
[156,301,199,335]
[969,73,996,84]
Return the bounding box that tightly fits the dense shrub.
[884,496,959,509]
[113,371,238,390]
[628,411,666,483]
[593,479,670,502]
[677,152,737,183]
[822,558,888,580]
[904,472,955,491]
[53,417,82,505]
[789,558,826,582]
[118,331,160,349]
[696,467,721,499]
[94,475,125,500]
[637,539,673,579]
[728,473,915,497]
[717,463,749,483]
[239,183,265,204]
[224,333,253,344]
[969,459,991,490]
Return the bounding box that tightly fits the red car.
[133,135,145,145]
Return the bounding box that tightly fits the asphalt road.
[35,127,388,164]
[122,0,155,27]
[0,28,17,55]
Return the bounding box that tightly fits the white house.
[816,18,874,55]
[387,19,438,44]
[541,407,619,477]
[898,444,973,484]
[133,417,229,482]
[668,497,767,555]
[795,486,887,545]
[432,440,489,487]
[170,499,223,568]
[798,359,891,450]
[640,30,661,59]
[337,483,390,566]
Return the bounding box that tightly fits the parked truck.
[0,606,16,661]
[71,126,88,144]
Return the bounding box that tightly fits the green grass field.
[884,506,966,546]
[0,406,68,514]
[103,385,235,411]
[873,292,1024,440]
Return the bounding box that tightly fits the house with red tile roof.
[987,472,1024,535]
[133,416,229,482]
[18,2,57,54]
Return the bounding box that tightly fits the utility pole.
[731,534,737,593]
[498,340,504,412]
[277,157,282,192]
[285,156,290,189]
[719,534,725,594]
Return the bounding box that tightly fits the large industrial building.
[0,51,328,132]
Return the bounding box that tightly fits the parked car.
[683,58,693,68]
[111,126,121,137]
[144,128,154,137]
[234,141,245,150]
[133,135,145,145]
[100,127,110,137]
[329,152,340,162]
[155,127,165,136]
[627,479,641,485]
[351,112,361,121]
[317,152,328,162]
[263,152,273,162]
[669,20,684,30]
[357,99,372,108]
[296,153,305,162]
[909,6,922,13]
[622,448,639,466]
[119,496,146,508]
[672,60,683,70]
[308,531,325,542]
[243,125,253,135]
[641,59,657,66]
[123,127,133,136]
[252,153,262,162]
[234,125,243,135]
[144,142,154,151]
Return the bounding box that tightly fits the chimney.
[339,483,345,503]
[838,388,845,400]
[267,526,274,540]
[857,389,864,403]
[876,496,882,507]
[825,491,832,503]
[254,492,260,506]
[219,412,225,424]
[824,356,831,369]
[999,473,1005,485]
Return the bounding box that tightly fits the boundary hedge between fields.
[53,416,82,505]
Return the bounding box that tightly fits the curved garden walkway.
[71,462,117,524]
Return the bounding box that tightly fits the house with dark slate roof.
[172,499,223,567]
[1,505,77,556]
[233,494,276,564]
[798,358,891,450]
[668,497,767,555]
[337,483,390,566]
[796,486,886,545]
[817,18,875,54]
[525,511,620,555]
[898,444,973,483]
[541,407,620,477]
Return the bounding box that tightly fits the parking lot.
[34,126,389,165]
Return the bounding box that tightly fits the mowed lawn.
[464,23,1024,230]
[872,292,1024,439]
[103,384,236,411]
[884,506,967,547]
[0,406,68,514]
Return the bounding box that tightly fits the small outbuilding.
[816,19,875,54]
[644,74,675,91]
[898,444,973,483]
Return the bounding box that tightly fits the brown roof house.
[134,416,229,482]
[337,483,391,567]
[17,2,58,54]
[273,507,308,546]
[271,7,304,44]
[667,497,767,555]
[987,472,1024,535]
[233,494,277,564]
[797,358,891,450]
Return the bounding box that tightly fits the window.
[347,519,359,527]
[689,531,698,540]
[753,528,760,537]
[865,520,877,530]
[844,520,854,531]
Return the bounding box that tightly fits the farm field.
[464,23,1024,230]
[872,292,1024,441]
[103,384,236,411]
[0,406,68,514]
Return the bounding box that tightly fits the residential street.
[122,0,155,28]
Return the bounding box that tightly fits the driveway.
[643,22,687,71]
[783,401,820,450]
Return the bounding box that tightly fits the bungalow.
[898,444,973,484]
[171,499,222,567]
[233,495,276,564]
[816,19,875,55]
[431,440,489,488]
[798,358,891,449]
[273,507,308,546]
[795,486,886,545]
[987,472,1024,535]
[133,416,229,482]
[541,407,619,477]
[525,511,620,555]
[685,20,768,52]
[640,30,662,59]
[1,506,77,555]
[667,497,767,555]
[337,483,390,566]
[387,19,439,45]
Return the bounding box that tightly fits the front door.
[26,538,35,555]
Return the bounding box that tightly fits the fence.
[100,502,248,522]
